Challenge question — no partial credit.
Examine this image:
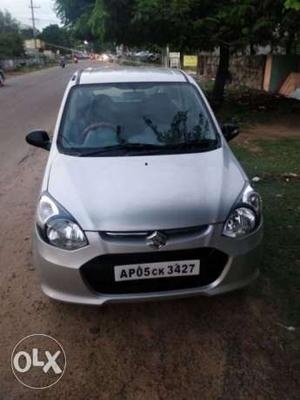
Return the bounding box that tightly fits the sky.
[0,0,61,30]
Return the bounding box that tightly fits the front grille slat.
[100,225,209,244]
[80,248,228,295]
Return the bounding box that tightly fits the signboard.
[169,52,181,68]
[183,55,198,68]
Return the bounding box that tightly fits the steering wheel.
[82,122,117,141]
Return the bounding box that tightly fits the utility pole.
[29,0,39,49]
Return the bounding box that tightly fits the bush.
[0,32,24,58]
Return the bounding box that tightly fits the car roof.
[77,66,188,85]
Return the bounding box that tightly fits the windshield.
[58,82,220,156]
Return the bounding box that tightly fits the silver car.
[26,67,263,305]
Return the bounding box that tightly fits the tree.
[0,10,24,58]
[20,27,36,40]
[55,0,137,46]
[190,0,275,101]
[39,24,73,51]
[54,1,300,102]
[134,0,300,101]
[55,0,207,49]
[285,0,300,10]
[133,0,272,101]
[133,0,196,50]
[39,25,71,47]
[55,0,97,41]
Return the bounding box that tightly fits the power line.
[34,18,61,22]
[29,0,40,48]
[43,41,83,53]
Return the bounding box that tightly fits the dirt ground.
[239,114,300,139]
[0,81,299,398]
[234,114,300,156]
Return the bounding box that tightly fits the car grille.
[99,226,210,246]
[80,248,228,295]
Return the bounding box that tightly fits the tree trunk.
[212,44,230,104]
[285,38,293,54]
[197,53,204,76]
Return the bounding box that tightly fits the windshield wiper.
[164,139,218,150]
[78,143,164,157]
[75,140,218,157]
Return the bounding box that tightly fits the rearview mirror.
[26,130,51,151]
[222,124,240,142]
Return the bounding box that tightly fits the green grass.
[198,79,215,93]
[231,139,300,176]
[231,138,300,325]
[199,82,300,323]
[6,62,57,76]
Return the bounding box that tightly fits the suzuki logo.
[146,231,167,249]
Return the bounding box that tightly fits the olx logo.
[11,334,66,389]
[13,348,62,374]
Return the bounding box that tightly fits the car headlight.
[223,185,262,238]
[223,207,257,238]
[36,193,88,250]
[242,185,262,215]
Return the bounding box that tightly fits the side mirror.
[26,130,51,151]
[222,123,240,142]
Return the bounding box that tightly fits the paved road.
[0,65,298,399]
[0,63,91,174]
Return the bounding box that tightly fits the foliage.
[56,0,101,41]
[54,1,300,51]
[39,24,74,51]
[54,1,300,101]
[0,10,24,58]
[20,27,36,40]
[285,0,300,10]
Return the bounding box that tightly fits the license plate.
[114,260,200,282]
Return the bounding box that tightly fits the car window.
[58,82,219,155]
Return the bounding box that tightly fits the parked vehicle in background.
[149,53,161,63]
[108,53,117,62]
[74,52,89,60]
[135,51,153,62]
[25,66,263,305]
[97,53,117,63]
[132,50,160,63]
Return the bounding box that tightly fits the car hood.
[48,147,246,231]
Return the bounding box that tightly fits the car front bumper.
[33,223,263,305]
